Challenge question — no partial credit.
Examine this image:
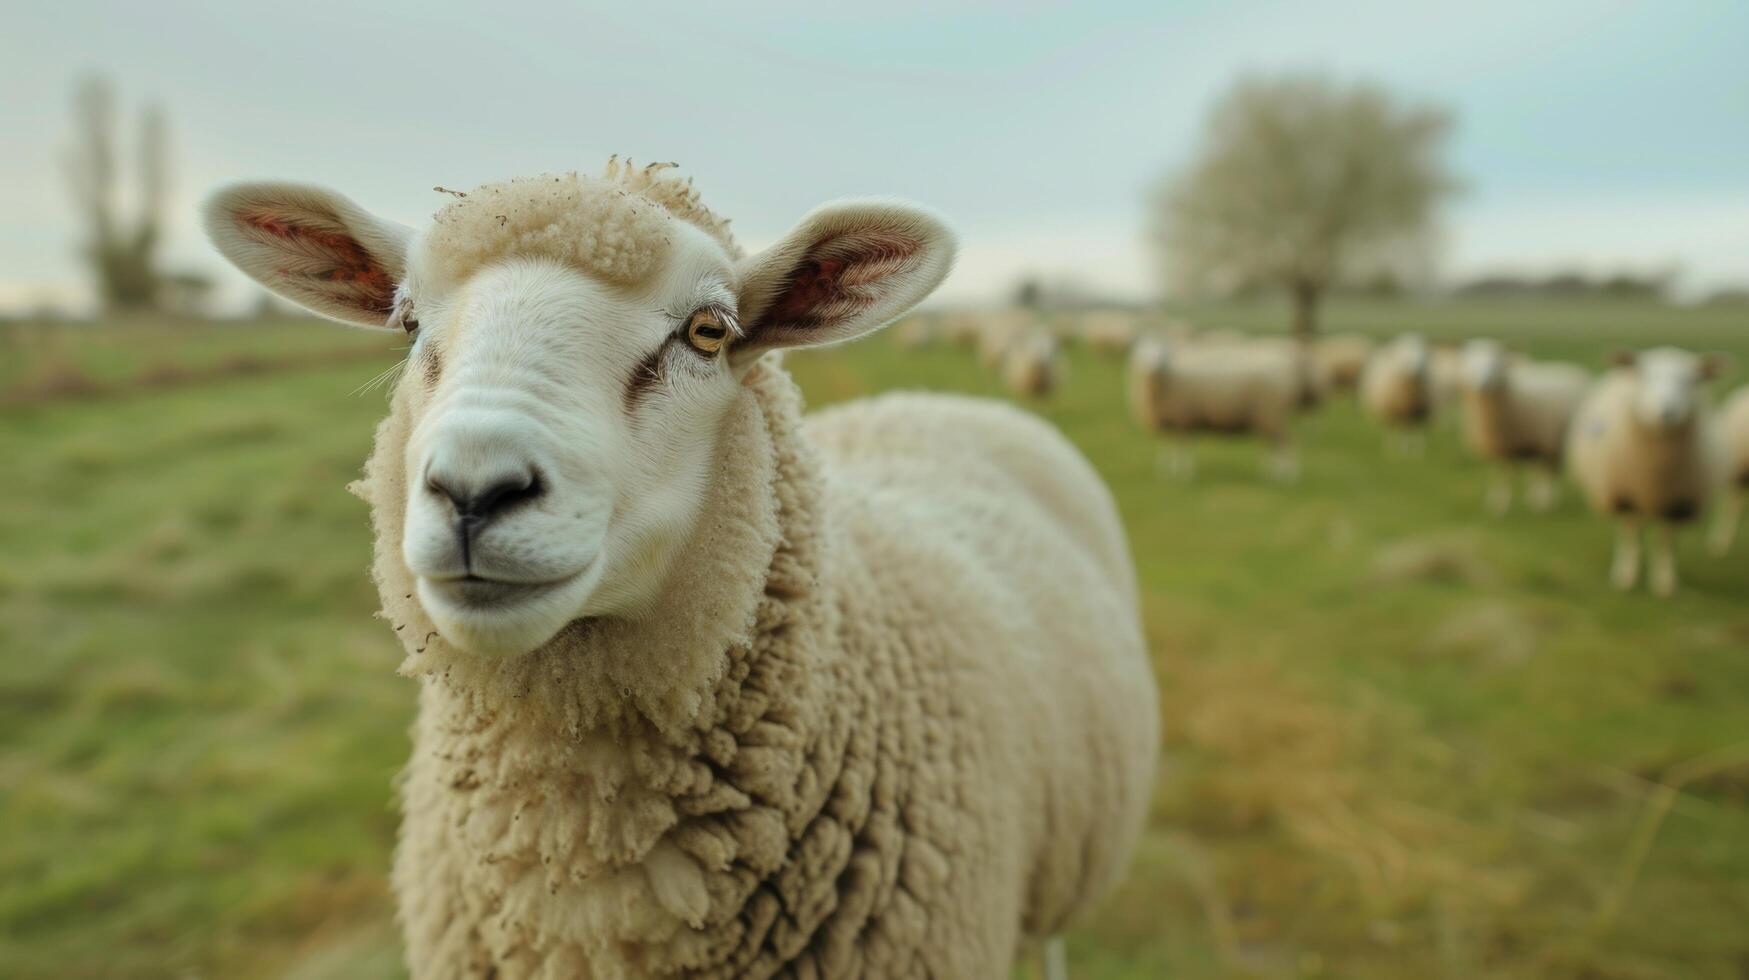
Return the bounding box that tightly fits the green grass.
[2,299,1747,978]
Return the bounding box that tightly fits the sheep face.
[394,227,747,656]
[1615,347,1723,433]
[206,172,955,657]
[1460,339,1508,393]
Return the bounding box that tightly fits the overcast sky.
[3,0,1746,312]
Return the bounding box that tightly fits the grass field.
[2,298,1748,978]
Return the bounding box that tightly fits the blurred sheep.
[1316,333,1377,391]
[1458,339,1589,514]
[1078,310,1140,356]
[1568,348,1728,595]
[1001,328,1063,399]
[978,309,1033,370]
[1359,333,1434,456]
[1127,334,1300,481]
[1710,386,1749,555]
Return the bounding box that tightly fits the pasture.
[2,298,1747,978]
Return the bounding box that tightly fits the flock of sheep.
[904,310,1749,597]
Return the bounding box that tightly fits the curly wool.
[416,160,741,293]
[359,360,1157,978]
[1567,368,1724,523]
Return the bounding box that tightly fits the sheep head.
[205,163,955,656]
[1610,347,1728,432]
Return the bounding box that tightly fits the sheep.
[1001,327,1062,399]
[1183,330,1327,409]
[1127,334,1300,481]
[203,161,1157,980]
[1458,339,1590,514]
[1359,333,1433,456]
[1315,333,1377,391]
[1568,348,1728,595]
[976,308,1033,369]
[1710,386,1749,555]
[1077,310,1138,355]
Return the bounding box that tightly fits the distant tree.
[1149,73,1459,338]
[63,75,170,314]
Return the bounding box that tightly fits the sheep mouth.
[423,572,580,610]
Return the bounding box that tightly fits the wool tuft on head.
[415,158,740,291]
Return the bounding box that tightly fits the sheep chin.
[416,564,597,657]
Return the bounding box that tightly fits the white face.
[1394,334,1430,377]
[398,226,743,654]
[1461,339,1507,392]
[1625,347,1710,432]
[204,175,956,656]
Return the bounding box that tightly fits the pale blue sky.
[2,0,1745,310]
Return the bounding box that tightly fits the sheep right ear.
[730,200,956,366]
[1608,350,1638,368]
[204,182,412,328]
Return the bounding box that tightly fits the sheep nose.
[426,466,544,528]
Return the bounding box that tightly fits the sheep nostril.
[425,468,544,526]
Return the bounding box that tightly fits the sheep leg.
[1709,490,1742,556]
[1526,467,1558,512]
[1650,523,1679,598]
[1042,936,1068,980]
[1611,519,1642,591]
[1486,466,1513,515]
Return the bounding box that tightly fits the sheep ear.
[1700,353,1731,380]
[204,182,412,328]
[731,200,955,364]
[1608,350,1638,368]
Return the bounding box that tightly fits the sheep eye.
[389,296,419,335]
[685,308,730,354]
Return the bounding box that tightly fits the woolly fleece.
[362,355,1158,978]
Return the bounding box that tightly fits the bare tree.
[1149,73,1458,338]
[63,75,169,314]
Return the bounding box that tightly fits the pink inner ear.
[763,232,920,331]
[766,257,847,326]
[238,209,396,315]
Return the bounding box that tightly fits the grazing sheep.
[1569,348,1728,595]
[1001,328,1063,399]
[977,309,1032,369]
[1127,334,1300,481]
[1710,386,1749,554]
[1359,333,1433,456]
[1078,310,1139,355]
[1316,333,1377,391]
[1458,339,1589,514]
[939,310,984,349]
[204,162,1157,979]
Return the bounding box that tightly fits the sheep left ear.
[1700,353,1731,380]
[731,200,955,366]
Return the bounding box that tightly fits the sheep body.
[1316,333,1377,390]
[1711,386,1749,553]
[1001,329,1062,398]
[372,360,1158,977]
[1459,345,1588,465]
[1359,334,1432,430]
[1568,361,1723,523]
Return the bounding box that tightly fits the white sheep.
[1077,310,1139,355]
[1568,348,1728,595]
[1359,333,1433,456]
[976,308,1033,370]
[1001,327,1063,399]
[1710,386,1749,554]
[204,162,1157,979]
[1127,334,1300,481]
[1458,339,1590,514]
[1315,333,1377,392]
